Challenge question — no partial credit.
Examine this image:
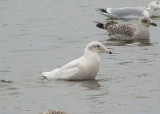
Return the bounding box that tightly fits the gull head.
[85,41,112,54]
[148,1,160,11]
[140,17,157,27]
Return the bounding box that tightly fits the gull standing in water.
[41,41,112,81]
[94,17,157,40]
[96,1,160,19]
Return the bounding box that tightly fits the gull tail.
[93,21,105,30]
[40,68,60,79]
[95,8,108,13]
[38,72,50,80]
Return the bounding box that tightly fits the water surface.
[0,0,160,114]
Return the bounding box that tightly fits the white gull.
[96,1,160,19]
[95,17,157,40]
[41,41,112,81]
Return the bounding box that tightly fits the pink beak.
[101,47,112,54]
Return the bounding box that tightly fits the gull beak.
[150,22,157,26]
[101,48,112,54]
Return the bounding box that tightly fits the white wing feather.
[41,57,85,80]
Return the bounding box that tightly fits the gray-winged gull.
[41,41,112,81]
[95,17,157,40]
[96,1,160,19]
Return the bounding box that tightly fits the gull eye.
[143,20,147,23]
[97,45,100,48]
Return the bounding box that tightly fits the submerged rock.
[39,110,68,114]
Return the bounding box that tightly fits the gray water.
[0,0,160,114]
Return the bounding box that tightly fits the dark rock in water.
[39,110,68,114]
[0,79,13,84]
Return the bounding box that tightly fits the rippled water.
[0,0,160,114]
